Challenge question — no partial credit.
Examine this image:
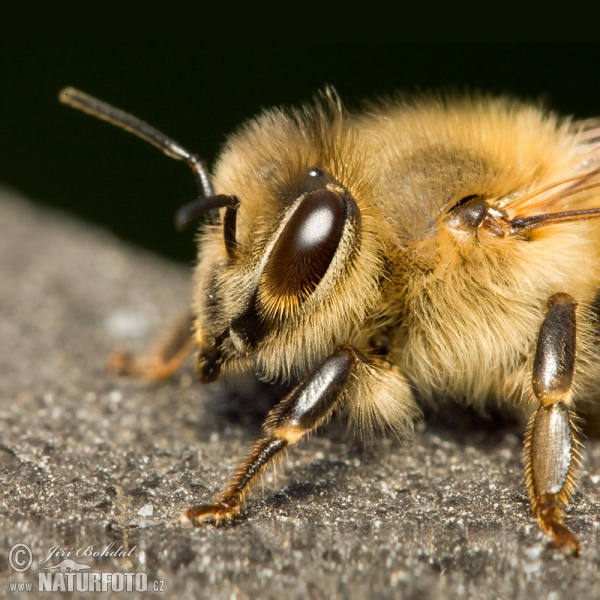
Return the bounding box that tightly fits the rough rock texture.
[1,188,600,599]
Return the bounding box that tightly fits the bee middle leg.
[183,346,360,525]
[525,293,581,556]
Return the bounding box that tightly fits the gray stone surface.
[1,188,600,599]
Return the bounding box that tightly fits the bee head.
[193,96,384,383]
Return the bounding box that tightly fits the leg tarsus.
[536,494,580,556]
[183,498,241,526]
[110,311,195,381]
[184,437,288,525]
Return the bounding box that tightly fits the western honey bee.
[60,87,600,556]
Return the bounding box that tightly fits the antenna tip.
[59,87,79,105]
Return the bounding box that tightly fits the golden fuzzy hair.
[193,89,600,434]
[59,86,600,548]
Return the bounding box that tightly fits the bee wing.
[497,124,600,234]
[570,117,600,141]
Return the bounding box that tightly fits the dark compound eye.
[262,189,347,304]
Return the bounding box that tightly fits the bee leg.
[525,293,581,556]
[183,346,360,525]
[110,311,195,380]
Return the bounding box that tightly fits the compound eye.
[262,189,346,305]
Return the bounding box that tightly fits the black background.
[3,45,599,263]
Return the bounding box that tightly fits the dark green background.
[3,45,599,263]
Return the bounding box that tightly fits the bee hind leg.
[110,311,196,380]
[183,346,360,525]
[525,293,581,556]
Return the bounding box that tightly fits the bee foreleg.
[183,345,360,525]
[110,311,195,380]
[525,293,581,556]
